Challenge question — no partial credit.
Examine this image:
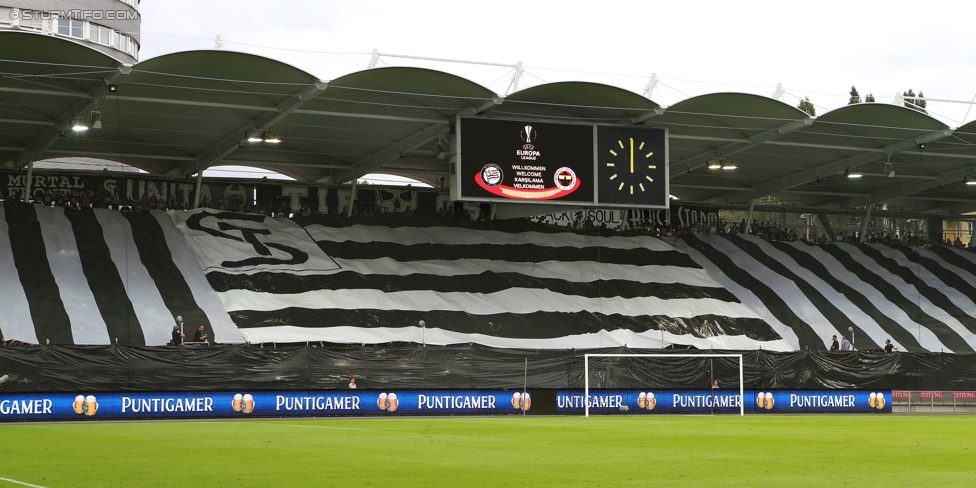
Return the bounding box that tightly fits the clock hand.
[629,138,634,174]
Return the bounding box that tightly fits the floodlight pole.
[192,171,203,209]
[346,179,358,217]
[738,354,744,416]
[523,358,528,417]
[23,159,34,202]
[745,199,755,233]
[584,354,590,418]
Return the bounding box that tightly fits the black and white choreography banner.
[670,234,976,353]
[185,211,790,350]
[0,202,243,345]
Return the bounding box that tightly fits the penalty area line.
[0,477,48,488]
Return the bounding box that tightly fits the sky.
[136,0,976,127]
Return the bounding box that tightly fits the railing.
[891,391,976,412]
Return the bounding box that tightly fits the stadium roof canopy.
[2,30,976,217]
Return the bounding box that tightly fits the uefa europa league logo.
[521,125,537,149]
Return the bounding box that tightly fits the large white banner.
[169,209,339,275]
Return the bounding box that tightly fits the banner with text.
[533,204,721,230]
[0,390,533,421]
[556,389,743,414]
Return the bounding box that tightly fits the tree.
[865,93,875,103]
[798,97,816,116]
[903,89,927,114]
[849,86,861,105]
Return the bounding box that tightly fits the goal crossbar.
[583,353,745,416]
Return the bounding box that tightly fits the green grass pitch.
[0,415,973,487]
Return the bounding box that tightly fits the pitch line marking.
[0,477,49,488]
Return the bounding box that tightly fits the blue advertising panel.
[752,390,891,413]
[555,390,743,414]
[0,389,891,421]
[0,390,533,421]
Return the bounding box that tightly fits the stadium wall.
[1,345,974,393]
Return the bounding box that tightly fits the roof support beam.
[628,107,666,125]
[471,96,504,115]
[12,66,131,168]
[0,86,89,98]
[328,123,448,184]
[669,117,813,177]
[178,82,327,176]
[713,129,954,205]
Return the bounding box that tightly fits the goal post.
[583,353,745,417]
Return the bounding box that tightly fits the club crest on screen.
[480,164,504,187]
[554,167,577,191]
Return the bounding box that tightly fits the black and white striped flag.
[0,202,243,345]
[672,233,976,353]
[173,210,791,350]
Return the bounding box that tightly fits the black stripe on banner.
[723,235,879,350]
[314,240,700,268]
[206,271,740,302]
[230,309,781,341]
[895,245,976,304]
[63,208,146,346]
[2,201,74,344]
[124,212,213,340]
[296,213,607,234]
[680,235,824,349]
[930,246,976,278]
[858,244,976,336]
[820,244,973,353]
[767,241,923,352]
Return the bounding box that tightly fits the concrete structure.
[0,0,140,63]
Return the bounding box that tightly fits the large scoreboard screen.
[452,117,668,208]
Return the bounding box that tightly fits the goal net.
[583,353,744,416]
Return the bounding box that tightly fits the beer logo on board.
[377,392,399,413]
[756,392,774,410]
[637,392,656,411]
[868,392,885,410]
[511,392,531,411]
[73,395,98,416]
[232,393,255,414]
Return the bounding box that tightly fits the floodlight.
[263,132,281,144]
[707,160,722,170]
[721,161,737,170]
[966,175,976,186]
[71,118,89,131]
[846,167,862,178]
[246,131,264,143]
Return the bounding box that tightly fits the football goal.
[583,353,745,416]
